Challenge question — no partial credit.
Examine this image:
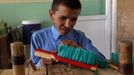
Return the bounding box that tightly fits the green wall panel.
[0,0,105,27]
[0,2,51,27]
[81,0,105,15]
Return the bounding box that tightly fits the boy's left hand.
[60,39,79,47]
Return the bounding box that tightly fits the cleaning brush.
[34,44,99,71]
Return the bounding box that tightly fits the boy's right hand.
[40,58,53,65]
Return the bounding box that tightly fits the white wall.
[75,15,111,59]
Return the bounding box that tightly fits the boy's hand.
[60,39,79,47]
[40,58,52,65]
[39,50,57,65]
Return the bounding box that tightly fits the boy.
[30,0,107,68]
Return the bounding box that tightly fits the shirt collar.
[51,24,74,41]
[51,24,61,41]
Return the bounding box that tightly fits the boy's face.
[49,4,81,35]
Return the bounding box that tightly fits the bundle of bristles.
[59,39,96,65]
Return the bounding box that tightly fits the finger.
[43,59,52,64]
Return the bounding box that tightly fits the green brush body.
[58,44,107,68]
[58,44,97,65]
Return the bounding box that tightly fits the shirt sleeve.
[80,32,107,68]
[30,32,41,68]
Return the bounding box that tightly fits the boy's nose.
[65,19,71,28]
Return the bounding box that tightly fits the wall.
[0,2,51,27]
[113,0,134,67]
[0,0,105,27]
[117,0,134,40]
[117,0,134,56]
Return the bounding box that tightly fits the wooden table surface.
[0,64,118,75]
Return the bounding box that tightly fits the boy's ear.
[49,9,55,20]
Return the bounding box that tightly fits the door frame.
[111,0,117,53]
[106,0,117,57]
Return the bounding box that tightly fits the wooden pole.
[118,40,132,75]
[10,42,25,75]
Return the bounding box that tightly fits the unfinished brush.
[34,44,98,71]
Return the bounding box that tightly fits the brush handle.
[34,49,56,60]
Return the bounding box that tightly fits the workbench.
[0,64,118,75]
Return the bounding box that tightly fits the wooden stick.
[27,59,37,71]
[108,63,118,70]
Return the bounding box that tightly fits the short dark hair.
[51,0,81,11]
